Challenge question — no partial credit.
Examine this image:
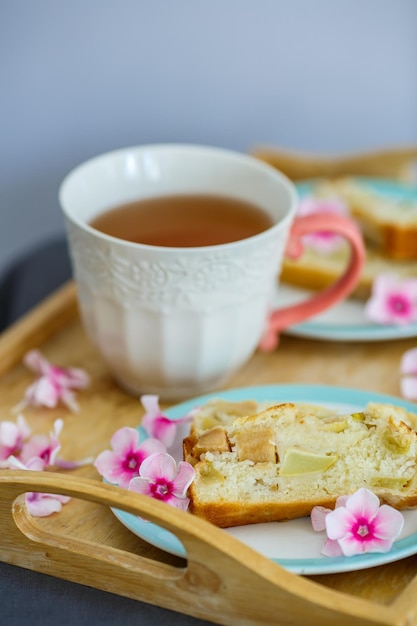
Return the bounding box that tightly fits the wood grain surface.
[250,145,417,182]
[1,281,417,625]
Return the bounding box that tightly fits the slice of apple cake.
[183,400,417,528]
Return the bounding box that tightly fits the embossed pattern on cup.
[66,219,286,398]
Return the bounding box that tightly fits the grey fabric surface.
[0,237,72,332]
[0,238,213,626]
[0,562,212,626]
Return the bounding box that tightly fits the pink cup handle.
[259,212,365,351]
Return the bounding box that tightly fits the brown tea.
[89,194,274,247]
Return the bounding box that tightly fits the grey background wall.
[1,0,416,276]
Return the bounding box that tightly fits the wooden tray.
[1,281,417,626]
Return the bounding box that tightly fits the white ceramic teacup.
[60,144,364,400]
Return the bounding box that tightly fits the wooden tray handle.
[250,145,417,181]
[0,469,402,626]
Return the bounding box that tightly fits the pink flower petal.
[337,534,394,557]
[55,456,94,469]
[128,476,153,496]
[52,494,71,504]
[138,438,166,458]
[7,455,46,471]
[345,487,380,520]
[139,452,177,482]
[8,456,71,517]
[364,298,388,325]
[325,506,357,541]
[0,422,22,448]
[171,461,195,497]
[20,435,47,463]
[153,418,177,448]
[140,395,196,448]
[0,415,32,455]
[163,494,190,511]
[57,366,90,389]
[372,505,404,540]
[321,538,344,557]
[23,350,49,374]
[401,376,417,400]
[143,416,176,448]
[26,377,60,408]
[297,197,348,254]
[59,389,80,412]
[110,427,139,455]
[403,280,417,300]
[25,492,65,517]
[20,420,62,467]
[16,415,32,440]
[373,274,398,296]
[53,419,64,438]
[141,395,177,447]
[140,394,161,417]
[300,197,346,212]
[93,450,124,484]
[401,348,417,375]
[335,495,350,508]
[311,506,331,532]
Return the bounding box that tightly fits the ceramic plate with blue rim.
[111,384,417,576]
[276,178,417,342]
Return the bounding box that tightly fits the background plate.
[111,384,417,575]
[278,178,417,342]
[276,285,417,342]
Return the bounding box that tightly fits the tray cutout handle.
[0,470,407,626]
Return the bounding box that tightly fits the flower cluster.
[94,395,196,512]
[0,414,90,516]
[6,349,196,517]
[311,488,404,557]
[365,274,417,326]
[15,349,90,413]
[1,350,91,517]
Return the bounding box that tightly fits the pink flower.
[8,455,71,517]
[94,427,166,488]
[0,415,31,467]
[2,416,91,470]
[141,394,195,448]
[311,488,404,557]
[400,347,417,400]
[20,418,63,467]
[128,452,195,512]
[297,197,349,254]
[365,274,417,326]
[17,349,90,412]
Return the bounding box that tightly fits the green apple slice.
[280,447,338,475]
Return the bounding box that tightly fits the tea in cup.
[59,144,364,399]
